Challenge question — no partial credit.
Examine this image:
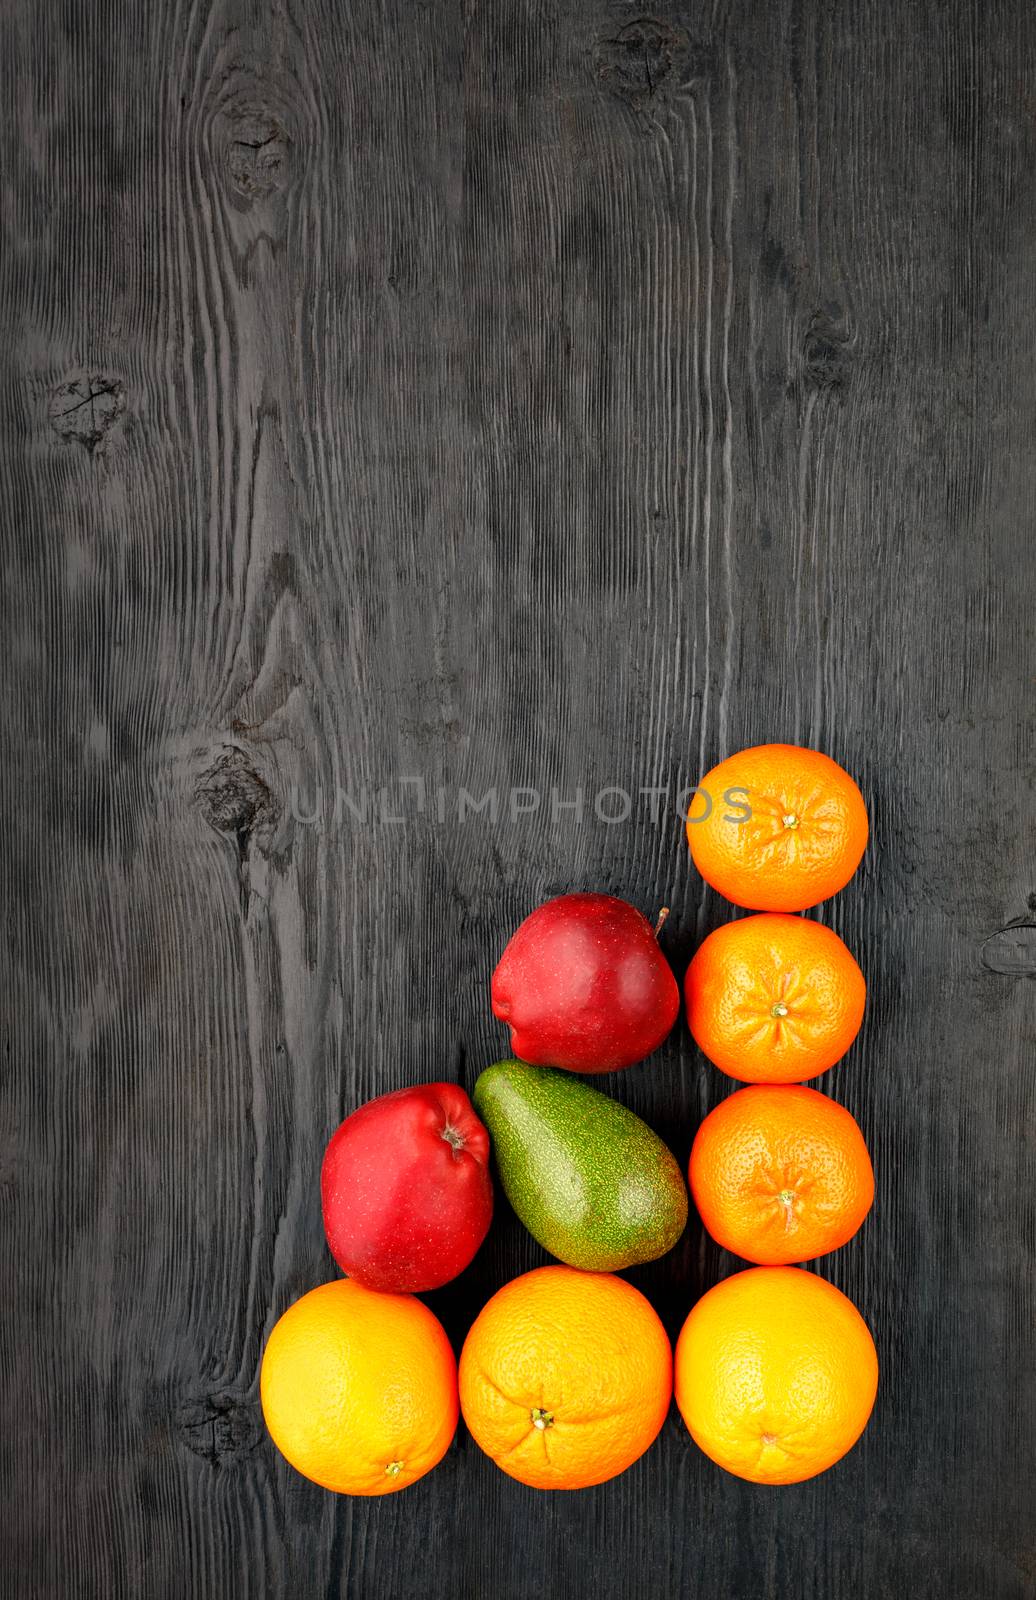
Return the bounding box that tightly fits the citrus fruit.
[687,744,868,910]
[675,1266,878,1484]
[685,912,865,1083]
[459,1265,671,1489]
[689,1085,874,1264]
[260,1279,458,1495]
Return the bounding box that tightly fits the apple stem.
[441,1123,466,1155]
[653,907,670,938]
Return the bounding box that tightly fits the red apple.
[321,1083,493,1292]
[491,892,680,1073]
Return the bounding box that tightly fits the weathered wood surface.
[1,0,1034,1596]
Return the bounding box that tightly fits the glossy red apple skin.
[491,893,680,1073]
[321,1083,493,1292]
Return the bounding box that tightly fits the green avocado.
[473,1060,688,1271]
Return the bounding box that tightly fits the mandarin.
[689,1084,874,1264]
[685,912,865,1083]
[688,744,868,911]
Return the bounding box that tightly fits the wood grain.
[1,0,1034,1596]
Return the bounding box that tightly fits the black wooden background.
[2,0,1035,1596]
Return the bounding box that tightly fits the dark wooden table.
[3,1,1034,1595]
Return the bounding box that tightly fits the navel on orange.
[689,1085,874,1264]
[260,1280,458,1495]
[688,744,868,910]
[675,1266,878,1484]
[685,912,865,1083]
[459,1265,671,1490]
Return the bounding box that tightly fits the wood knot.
[981,918,1036,978]
[224,106,291,200]
[594,18,692,108]
[194,747,277,846]
[176,1393,261,1466]
[802,309,854,392]
[49,375,126,451]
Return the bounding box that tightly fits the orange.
[687,744,868,910]
[685,912,865,1083]
[260,1279,457,1495]
[689,1085,874,1264]
[459,1265,671,1489]
[675,1266,878,1484]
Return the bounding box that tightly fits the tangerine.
[688,744,868,911]
[689,1084,874,1264]
[685,912,865,1083]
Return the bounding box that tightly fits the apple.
[491,892,680,1073]
[321,1083,493,1292]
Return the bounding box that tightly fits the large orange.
[260,1280,458,1495]
[675,1267,878,1484]
[459,1266,671,1489]
[685,912,865,1083]
[687,744,868,910]
[689,1085,874,1264]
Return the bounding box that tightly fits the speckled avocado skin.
[473,1060,688,1271]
